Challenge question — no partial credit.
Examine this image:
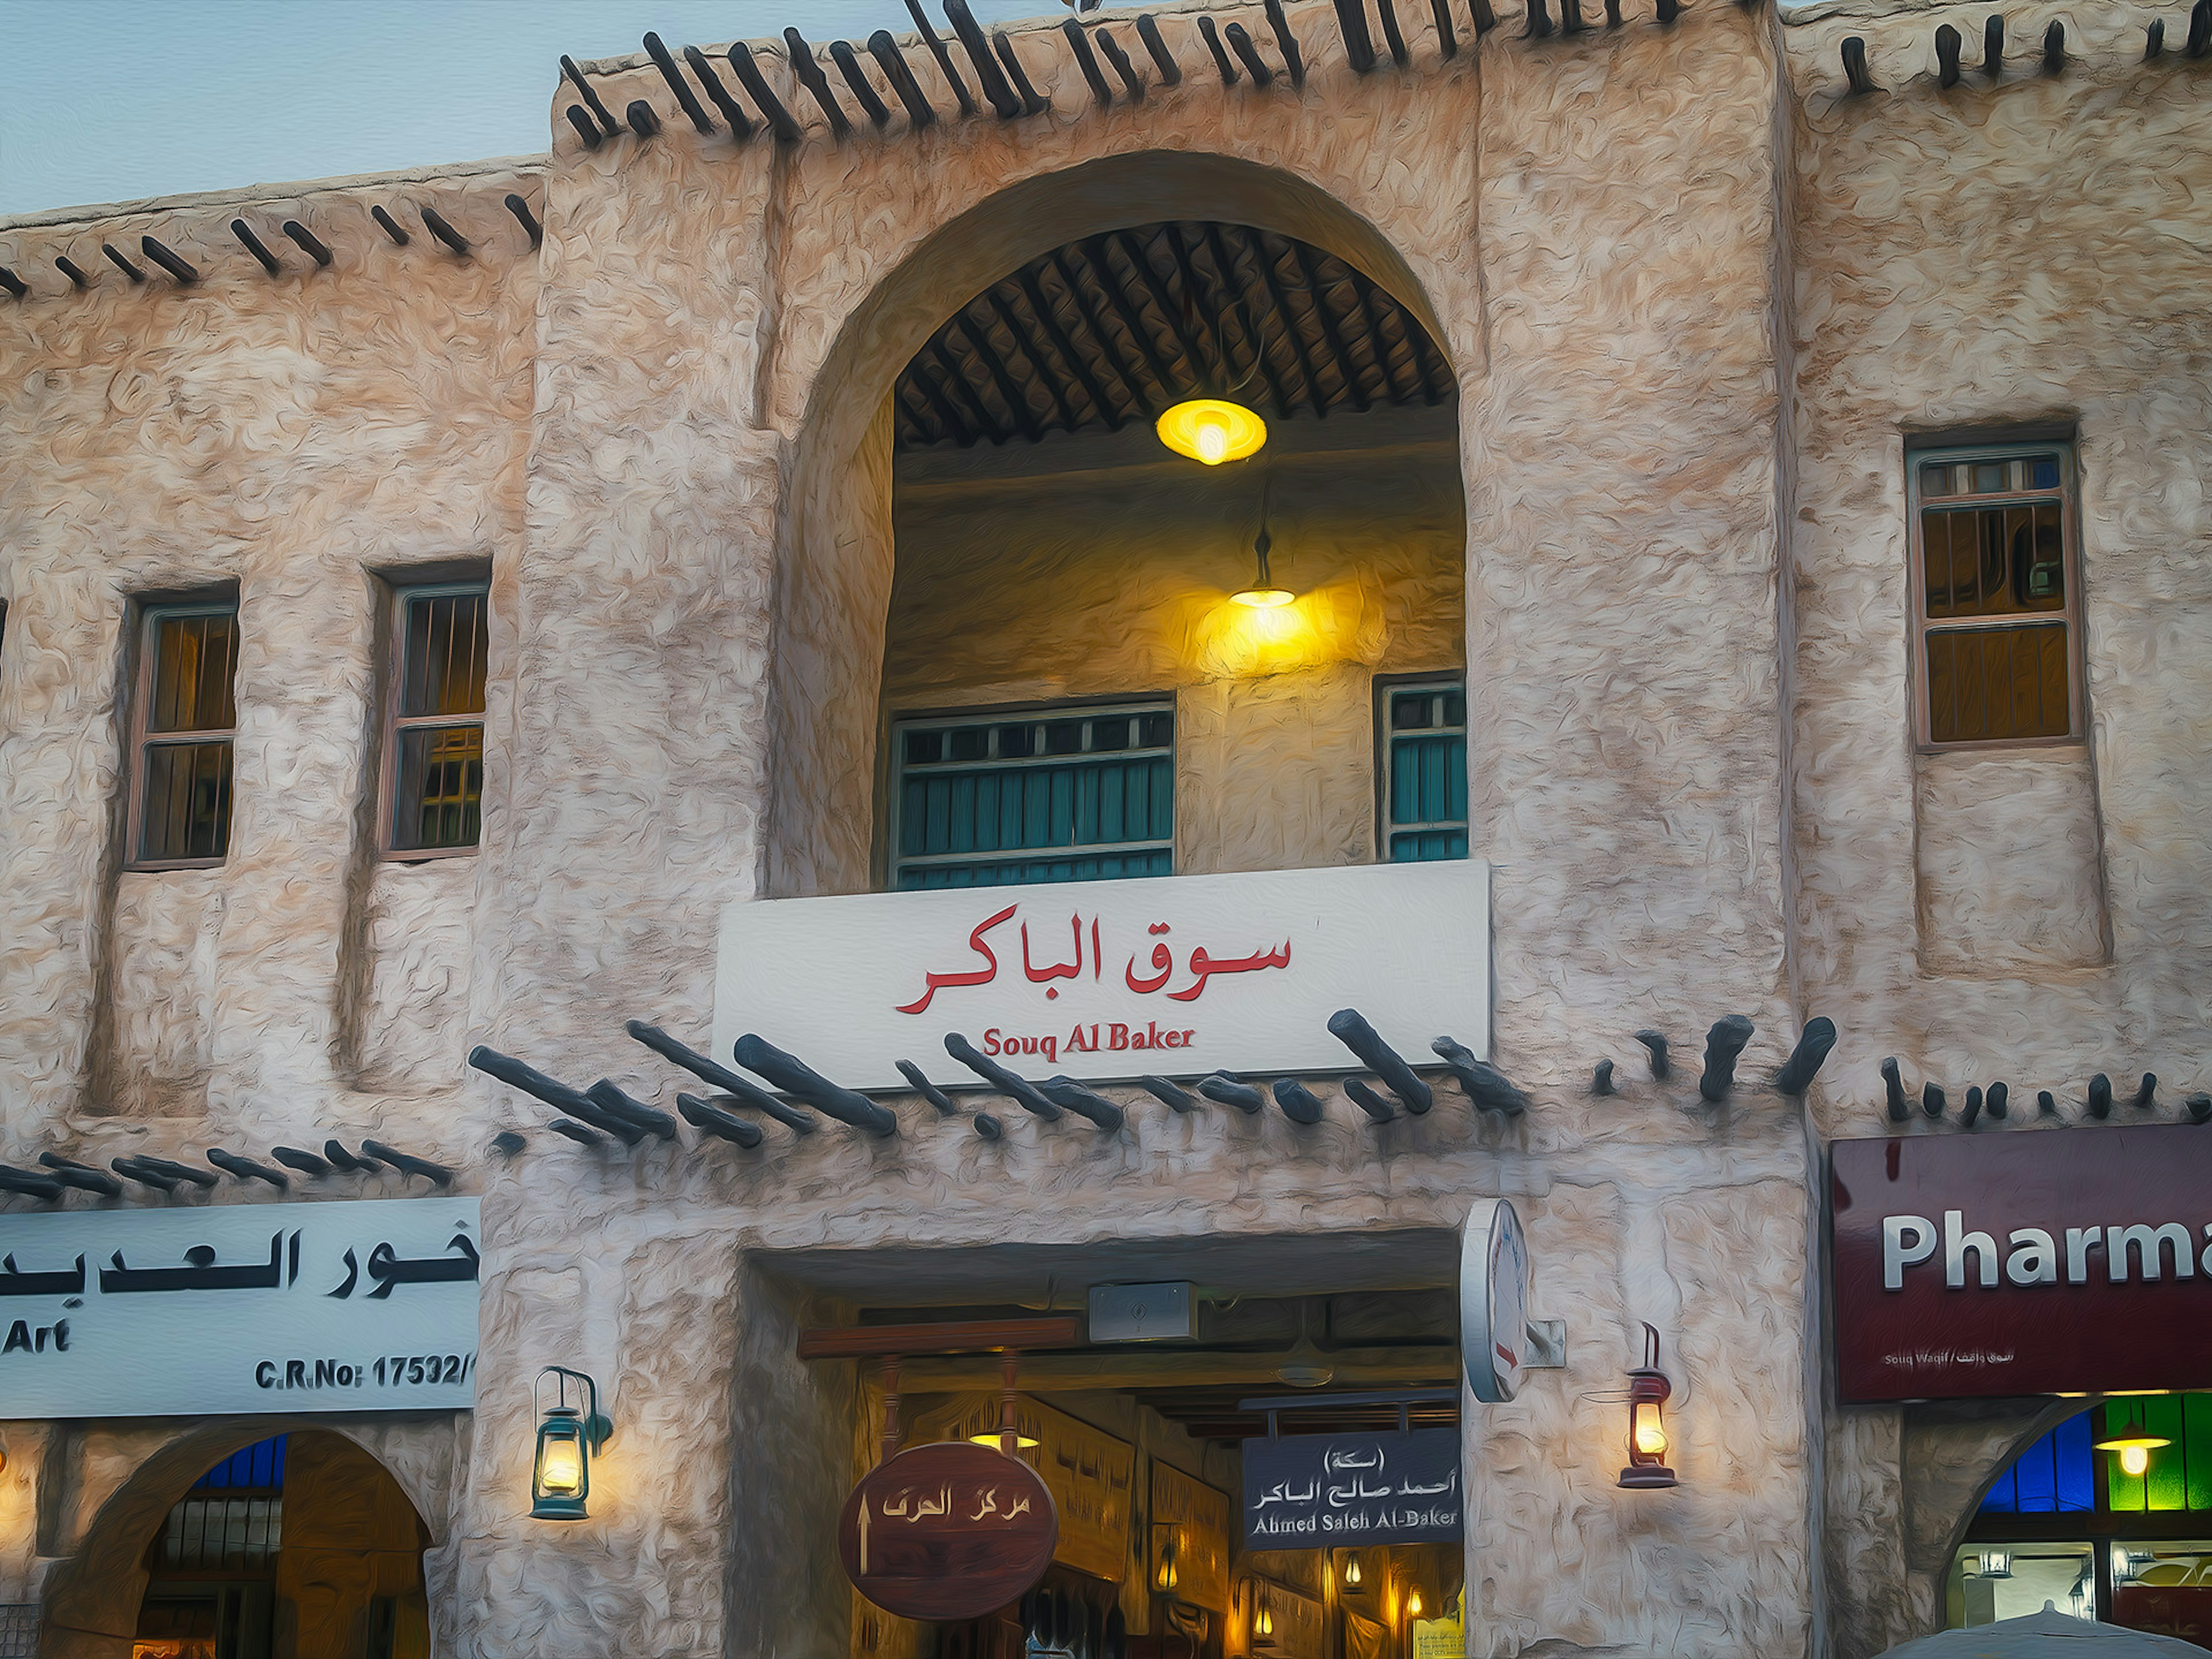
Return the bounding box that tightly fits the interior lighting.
[531,1365,613,1521]
[969,1430,1041,1449]
[1342,1555,1362,1588]
[1158,397,1267,467]
[2095,1404,2171,1478]
[1979,1551,2013,1580]
[1618,1323,1679,1490]
[1406,1590,1423,1620]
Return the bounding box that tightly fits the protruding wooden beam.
[685,46,756,138]
[1264,0,1306,85]
[1558,0,1588,36]
[1936,24,1963,87]
[945,1,1024,118]
[1922,1081,1946,1120]
[1377,0,1413,62]
[1142,1075,1198,1112]
[468,1045,646,1146]
[1635,1030,1670,1080]
[324,1140,377,1173]
[1432,0,1460,58]
[103,243,146,281]
[1040,1077,1127,1131]
[895,1060,961,1116]
[1698,1015,1754,1102]
[1137,14,1183,84]
[141,236,198,284]
[1961,1086,1984,1128]
[134,1155,219,1190]
[1433,1038,1528,1116]
[1525,0,1555,40]
[1986,1081,2009,1119]
[644,32,717,133]
[1272,1078,1327,1124]
[1882,1058,1909,1122]
[975,1113,1005,1140]
[869,31,938,128]
[677,1093,766,1149]
[1344,1079,1397,1122]
[1774,1017,1836,1096]
[1225,22,1277,86]
[2185,1093,2212,1124]
[1334,0,1379,71]
[2037,1089,2058,1115]
[734,1035,896,1135]
[0,266,28,300]
[55,255,90,289]
[282,220,332,267]
[902,0,975,115]
[560,53,619,137]
[419,206,470,255]
[583,1079,679,1141]
[1470,0,1501,32]
[1604,0,1623,25]
[729,44,804,142]
[111,1158,179,1193]
[625,1020,817,1133]
[1591,1060,1616,1097]
[2146,19,2165,59]
[0,1166,63,1200]
[549,1120,604,1147]
[625,99,662,138]
[1063,21,1115,105]
[2190,0,2212,59]
[1983,14,2004,78]
[1654,0,1679,23]
[505,194,542,249]
[1198,1073,1266,1113]
[945,1033,1063,1120]
[36,1154,122,1196]
[1841,36,1876,96]
[2040,19,2065,73]
[271,1146,332,1177]
[1198,16,1240,84]
[1096,28,1146,100]
[830,40,893,127]
[207,1148,288,1188]
[2086,1072,2112,1119]
[2131,1072,2157,1111]
[1325,1010,1434,1113]
[565,106,604,149]
[993,32,1051,115]
[220,221,278,273]
[490,1130,527,1156]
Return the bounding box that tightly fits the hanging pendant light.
[1232,473,1294,609]
[2094,1402,2172,1478]
[1157,242,1268,465]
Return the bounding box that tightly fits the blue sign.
[1241,1428,1462,1547]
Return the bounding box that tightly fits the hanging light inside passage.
[1157,397,1267,465]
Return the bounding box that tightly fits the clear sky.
[0,0,1059,219]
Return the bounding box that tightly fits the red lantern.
[1618,1323,1677,1490]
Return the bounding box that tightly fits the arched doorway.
[767,151,1464,902]
[48,1427,430,1659]
[1945,1394,2212,1642]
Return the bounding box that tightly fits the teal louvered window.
[1383,680,1468,862]
[892,704,1175,891]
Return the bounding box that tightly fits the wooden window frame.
[124,597,240,872]
[1375,673,1469,863]
[378,578,489,862]
[1906,439,2088,753]
[885,695,1177,891]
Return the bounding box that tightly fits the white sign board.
[0,1198,480,1418]
[1460,1198,1528,1403]
[715,862,1488,1092]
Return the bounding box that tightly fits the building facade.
[0,1,2208,1655]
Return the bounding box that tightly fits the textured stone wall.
[1779,5,2212,1652]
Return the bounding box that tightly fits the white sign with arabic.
[0,1198,480,1418]
[715,862,1489,1092]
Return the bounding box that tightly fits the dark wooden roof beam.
[1063,21,1116,106]
[869,31,938,128]
[1095,29,1146,101]
[1377,0,1412,67]
[1289,242,1372,412]
[1137,15,1183,84]
[985,289,1081,434]
[1198,16,1240,85]
[1112,230,1211,387]
[945,0,1024,118]
[684,45,756,139]
[926,339,1005,442]
[785,29,854,137]
[1074,238,1180,400]
[904,0,978,116]
[994,32,1052,116]
[1240,228,1329,418]
[729,44,804,143]
[644,32,717,134]
[830,40,894,128]
[1045,249,1154,419]
[955,310,1047,443]
[1013,267,1124,429]
[1200,222,1294,419]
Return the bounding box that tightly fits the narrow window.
[1908,441,2084,747]
[889,701,1175,890]
[128,601,240,867]
[1380,679,1468,862]
[384,583,489,854]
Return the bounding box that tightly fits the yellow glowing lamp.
[1231,525,1294,610]
[1406,1590,1423,1620]
[1618,1323,1679,1491]
[1342,1555,1362,1588]
[1158,397,1267,466]
[2097,1429,2171,1477]
[531,1366,613,1521]
[969,1430,1040,1449]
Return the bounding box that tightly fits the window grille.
[385,583,488,854]
[129,602,240,866]
[1381,681,1467,863]
[1908,442,2083,747]
[891,703,1175,890]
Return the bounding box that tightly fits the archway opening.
[127,1431,429,1659]
[770,155,1466,900]
[1947,1393,2212,1639]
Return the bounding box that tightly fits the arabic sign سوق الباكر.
[0,1197,480,1418]
[837,1440,1059,1620]
[1240,1429,1463,1547]
[714,862,1490,1092]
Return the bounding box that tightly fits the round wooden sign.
[837,1440,1059,1620]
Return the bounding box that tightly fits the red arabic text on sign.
[895,904,1291,1014]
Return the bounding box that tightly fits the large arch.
[41,1418,443,1659]
[766,150,1463,900]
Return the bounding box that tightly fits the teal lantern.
[531,1366,613,1521]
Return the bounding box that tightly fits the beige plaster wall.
[884,408,1466,878]
[1779,6,2212,1652]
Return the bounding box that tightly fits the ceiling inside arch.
[892,218,1457,452]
